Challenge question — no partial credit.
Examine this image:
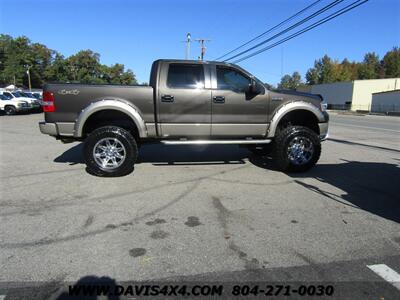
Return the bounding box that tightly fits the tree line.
[0,34,138,88]
[278,47,400,90]
[2,35,398,90]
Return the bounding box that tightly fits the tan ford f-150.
[39,59,329,177]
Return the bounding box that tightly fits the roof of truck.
[154,59,235,66]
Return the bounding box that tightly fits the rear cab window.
[167,64,204,89]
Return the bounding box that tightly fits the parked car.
[20,91,43,112]
[32,92,42,100]
[0,91,41,112]
[0,93,30,115]
[39,59,329,177]
[22,91,36,98]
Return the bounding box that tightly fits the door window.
[216,66,250,93]
[3,92,13,98]
[167,64,204,89]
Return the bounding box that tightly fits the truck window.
[167,64,204,89]
[216,66,250,93]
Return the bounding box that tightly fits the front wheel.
[4,105,17,115]
[84,126,138,177]
[273,126,321,172]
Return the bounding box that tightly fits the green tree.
[383,47,400,78]
[338,58,358,81]
[305,67,319,85]
[44,53,69,82]
[66,50,102,83]
[0,35,139,87]
[278,71,304,90]
[1,35,32,86]
[358,52,381,79]
[305,55,337,84]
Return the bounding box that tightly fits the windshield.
[3,92,13,99]
[12,92,23,98]
[0,94,8,100]
[23,92,35,98]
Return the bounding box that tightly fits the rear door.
[211,65,268,137]
[157,63,212,137]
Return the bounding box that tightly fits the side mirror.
[248,79,262,94]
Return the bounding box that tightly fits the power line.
[215,0,323,61]
[232,0,369,64]
[233,0,368,63]
[224,0,345,62]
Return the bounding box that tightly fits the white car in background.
[0,93,30,115]
[0,91,41,112]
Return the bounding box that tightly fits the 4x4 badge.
[58,89,80,95]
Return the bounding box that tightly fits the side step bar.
[160,139,272,145]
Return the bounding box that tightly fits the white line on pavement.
[367,264,400,291]
[0,295,6,300]
[333,122,400,133]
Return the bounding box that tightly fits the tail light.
[42,91,55,112]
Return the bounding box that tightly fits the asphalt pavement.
[0,112,399,299]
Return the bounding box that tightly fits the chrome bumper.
[319,122,329,141]
[39,122,75,137]
[39,122,58,136]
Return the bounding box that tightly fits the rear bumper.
[39,122,58,136]
[39,121,75,137]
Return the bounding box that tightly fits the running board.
[160,139,272,145]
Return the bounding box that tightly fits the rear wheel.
[273,125,321,172]
[84,126,138,177]
[4,105,17,115]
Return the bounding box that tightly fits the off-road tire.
[273,125,321,172]
[247,144,272,156]
[4,105,17,115]
[84,126,138,177]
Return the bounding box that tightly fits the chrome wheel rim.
[93,138,126,170]
[287,136,314,165]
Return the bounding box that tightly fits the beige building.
[308,78,400,111]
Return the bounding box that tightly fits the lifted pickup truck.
[39,59,329,177]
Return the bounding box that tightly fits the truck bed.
[43,83,155,123]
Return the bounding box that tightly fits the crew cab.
[39,59,329,177]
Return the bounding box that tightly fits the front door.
[158,63,212,137]
[211,65,268,137]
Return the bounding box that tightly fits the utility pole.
[280,47,284,78]
[194,38,211,61]
[185,33,191,60]
[26,65,32,91]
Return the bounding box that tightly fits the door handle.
[213,96,225,103]
[161,95,174,102]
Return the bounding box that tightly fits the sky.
[1,0,399,85]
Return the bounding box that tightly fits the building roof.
[372,89,400,95]
[311,77,400,87]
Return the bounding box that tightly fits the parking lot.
[0,112,399,298]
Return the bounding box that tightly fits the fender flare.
[267,101,324,138]
[74,99,147,138]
